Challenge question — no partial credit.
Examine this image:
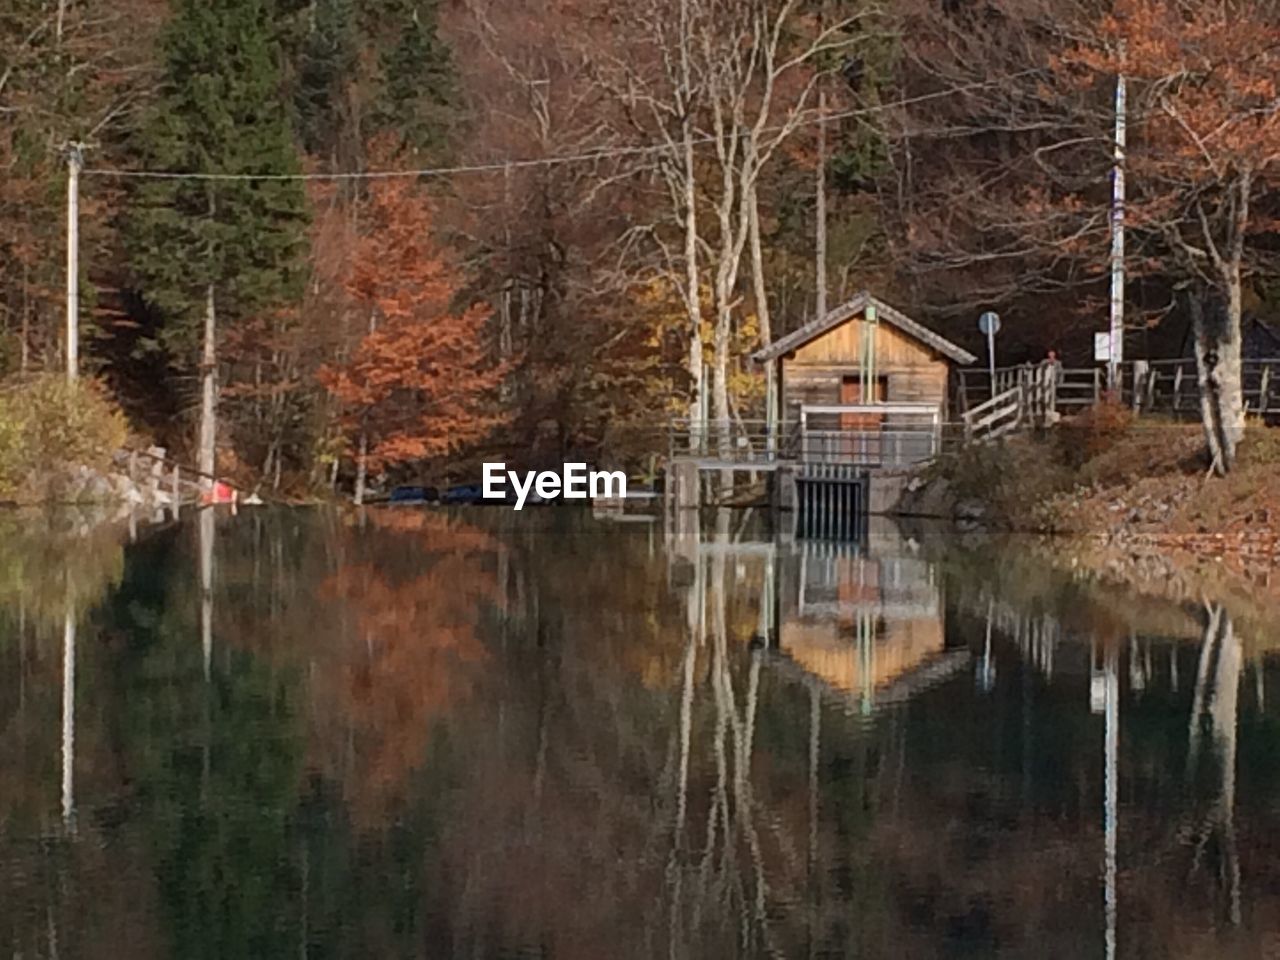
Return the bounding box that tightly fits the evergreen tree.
[292,0,357,157]
[126,0,308,478]
[361,0,454,153]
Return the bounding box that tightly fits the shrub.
[1237,423,1280,470]
[0,375,129,502]
[926,433,1076,529]
[1056,398,1136,468]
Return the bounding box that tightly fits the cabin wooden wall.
[780,319,952,422]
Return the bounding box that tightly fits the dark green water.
[2,507,1279,959]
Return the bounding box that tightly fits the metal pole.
[1108,49,1127,392]
[65,143,83,382]
[987,325,997,399]
[865,303,878,403]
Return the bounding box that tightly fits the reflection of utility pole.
[200,507,215,679]
[1103,647,1118,960]
[807,683,820,959]
[61,587,77,832]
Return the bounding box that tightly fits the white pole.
[988,326,997,399]
[66,144,83,382]
[1108,51,1127,393]
[61,597,76,830]
[1103,649,1119,960]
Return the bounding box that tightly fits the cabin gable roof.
[752,291,978,366]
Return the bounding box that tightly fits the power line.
[82,72,1035,182]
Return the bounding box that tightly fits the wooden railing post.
[1131,360,1148,413]
[1261,364,1272,415]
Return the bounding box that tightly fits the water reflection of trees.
[1,510,1279,958]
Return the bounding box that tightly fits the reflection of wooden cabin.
[754,290,977,428]
[771,546,968,710]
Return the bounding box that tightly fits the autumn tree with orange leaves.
[888,0,1280,474]
[319,149,503,500]
[1065,0,1280,473]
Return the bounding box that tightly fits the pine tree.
[361,0,454,152]
[126,0,308,484]
[291,0,357,157]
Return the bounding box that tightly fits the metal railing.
[796,429,939,468]
[666,419,784,465]
[667,417,943,470]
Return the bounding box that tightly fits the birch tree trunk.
[1192,286,1246,476]
[749,187,776,446]
[679,0,704,434]
[353,309,377,505]
[353,433,369,506]
[1190,174,1250,475]
[684,129,705,433]
[198,283,218,494]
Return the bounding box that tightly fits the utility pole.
[65,142,84,382]
[815,85,829,323]
[1108,49,1127,393]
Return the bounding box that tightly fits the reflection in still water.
[0,508,1277,958]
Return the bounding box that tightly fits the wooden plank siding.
[782,317,952,424]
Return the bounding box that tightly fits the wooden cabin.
[753,291,977,430]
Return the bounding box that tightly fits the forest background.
[3,0,1279,494]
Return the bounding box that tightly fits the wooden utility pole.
[65,143,84,381]
[815,86,829,323]
[1107,51,1127,392]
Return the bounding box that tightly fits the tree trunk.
[683,129,704,436]
[198,284,218,494]
[1192,288,1245,475]
[19,263,30,374]
[678,0,703,438]
[353,309,377,505]
[353,432,368,506]
[749,187,777,450]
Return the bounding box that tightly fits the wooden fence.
[961,361,1064,442]
[959,363,1102,417]
[961,358,1280,425]
[1133,359,1280,418]
[115,446,237,509]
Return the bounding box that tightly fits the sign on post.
[1094,332,1112,363]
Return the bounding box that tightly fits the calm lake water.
[2,506,1279,959]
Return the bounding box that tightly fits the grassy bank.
[918,404,1280,562]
